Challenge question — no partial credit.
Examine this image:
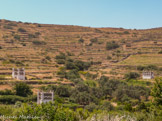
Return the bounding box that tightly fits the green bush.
[0,89,14,95]
[78,38,84,43]
[106,41,119,50]
[14,82,33,97]
[158,50,162,54]
[107,56,112,60]
[123,31,130,34]
[14,34,21,40]
[0,105,15,115]
[3,25,13,29]
[90,38,98,43]
[32,40,46,45]
[28,34,36,38]
[18,28,26,32]
[124,72,140,80]
[0,95,26,104]
[137,65,145,71]
[55,53,66,60]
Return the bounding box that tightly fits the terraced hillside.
[0,19,162,92]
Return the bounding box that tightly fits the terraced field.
[0,19,162,91]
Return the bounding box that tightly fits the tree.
[14,82,33,97]
[151,78,162,105]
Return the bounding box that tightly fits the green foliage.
[56,85,71,97]
[28,34,36,38]
[124,72,140,80]
[0,105,15,116]
[137,65,158,71]
[0,89,14,95]
[14,82,33,97]
[3,25,13,29]
[35,32,41,36]
[18,28,26,32]
[124,103,132,111]
[107,55,112,60]
[151,78,162,105]
[45,56,51,61]
[66,60,91,71]
[14,102,78,121]
[70,91,96,105]
[0,95,26,104]
[85,103,98,112]
[106,41,119,50]
[90,38,98,43]
[123,31,130,34]
[14,34,21,40]
[56,59,66,64]
[158,50,162,54]
[32,40,46,45]
[84,80,97,88]
[78,38,84,43]
[65,69,80,80]
[55,52,66,60]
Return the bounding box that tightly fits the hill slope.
[0,19,162,88]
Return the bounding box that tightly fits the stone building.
[12,68,25,80]
[142,71,154,79]
[37,91,54,104]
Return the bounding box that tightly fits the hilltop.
[0,19,162,92]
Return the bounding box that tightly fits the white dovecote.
[142,71,154,79]
[37,91,54,104]
[12,68,25,80]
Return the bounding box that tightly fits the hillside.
[0,19,162,92]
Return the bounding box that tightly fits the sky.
[0,0,162,29]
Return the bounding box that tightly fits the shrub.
[18,28,26,32]
[99,101,114,111]
[90,38,98,43]
[123,31,130,34]
[56,59,65,64]
[124,103,132,111]
[15,61,24,66]
[45,56,51,61]
[55,53,66,60]
[0,95,26,104]
[85,103,98,112]
[78,38,84,43]
[0,105,15,115]
[32,40,46,45]
[65,69,80,80]
[124,72,140,80]
[35,32,41,36]
[14,34,20,40]
[28,34,36,38]
[106,41,119,50]
[158,50,162,54]
[137,65,145,71]
[146,64,158,70]
[14,82,33,97]
[0,89,14,95]
[107,56,112,60]
[56,85,71,97]
[3,25,13,29]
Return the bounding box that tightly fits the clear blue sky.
[0,0,162,29]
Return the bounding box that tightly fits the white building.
[37,91,54,104]
[12,68,25,80]
[142,71,154,79]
